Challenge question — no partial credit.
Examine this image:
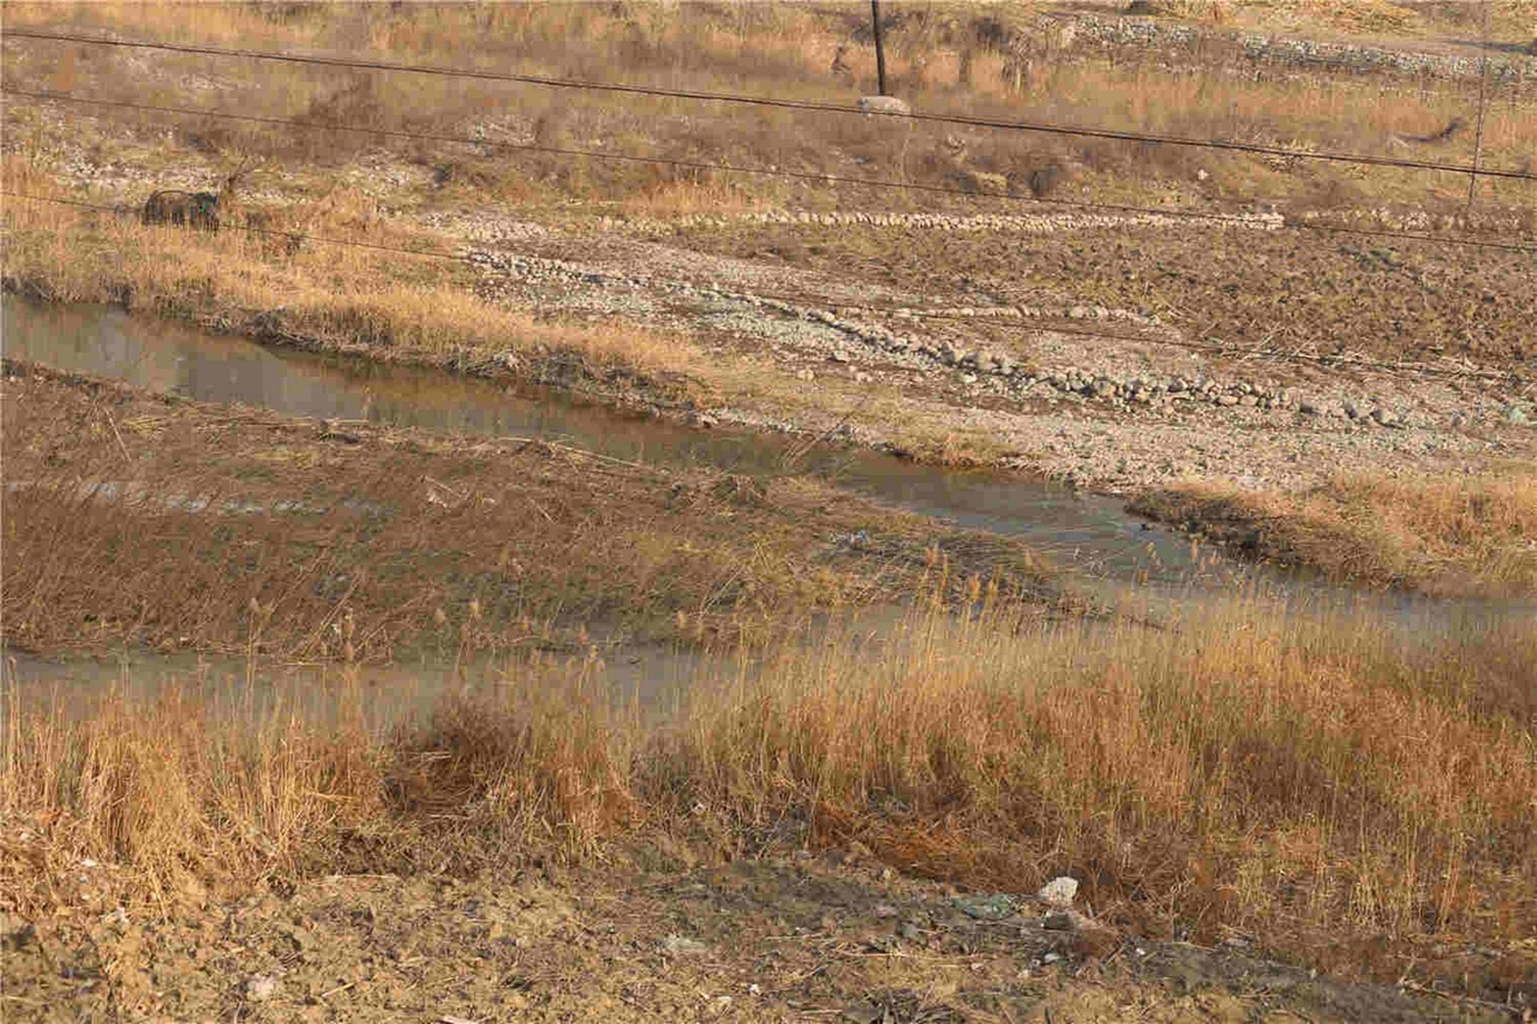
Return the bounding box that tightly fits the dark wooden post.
[1465,0,1491,222]
[871,0,888,96]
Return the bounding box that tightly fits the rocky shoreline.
[465,237,1534,442]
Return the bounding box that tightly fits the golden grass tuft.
[1131,470,1537,596]
[5,599,1534,994]
[1,158,695,383]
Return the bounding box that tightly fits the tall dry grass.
[4,0,1533,217]
[5,599,1535,991]
[1132,470,1537,596]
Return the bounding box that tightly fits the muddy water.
[2,297,1212,584]
[2,642,708,728]
[3,296,1530,714]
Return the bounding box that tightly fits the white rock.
[245,975,280,1002]
[857,95,912,115]
[1038,876,1079,906]
[662,934,709,956]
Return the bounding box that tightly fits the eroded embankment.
[0,202,702,422]
[0,362,1058,660]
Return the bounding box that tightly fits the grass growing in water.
[1132,471,1537,596]
[0,367,1055,658]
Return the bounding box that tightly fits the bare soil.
[5,848,1517,1023]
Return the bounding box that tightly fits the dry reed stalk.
[0,369,1049,659]
[3,598,1533,990]
[1131,471,1537,596]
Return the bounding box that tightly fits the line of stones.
[467,249,1408,425]
[601,209,1286,235]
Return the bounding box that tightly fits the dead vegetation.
[0,162,697,393]
[0,367,1053,659]
[6,595,1535,1002]
[1132,469,1537,595]
[3,1,1534,219]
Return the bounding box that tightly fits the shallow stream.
[1,297,1208,580]
[4,297,1529,718]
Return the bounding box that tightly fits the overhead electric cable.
[7,28,1537,181]
[7,87,1534,254]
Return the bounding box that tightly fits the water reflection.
[5,295,1531,637]
[2,296,1212,582]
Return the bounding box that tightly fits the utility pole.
[871,0,888,96]
[1465,0,1492,224]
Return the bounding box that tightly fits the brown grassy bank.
[0,166,698,403]
[5,601,1535,1000]
[1132,472,1537,596]
[1,179,1018,473]
[0,365,1053,659]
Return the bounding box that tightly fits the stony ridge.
[468,247,1532,435]
[605,208,1286,236]
[1058,12,1536,87]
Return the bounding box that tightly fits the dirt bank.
[7,853,1521,1022]
[1,363,1057,660]
[1131,471,1537,597]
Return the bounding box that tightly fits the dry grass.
[5,598,1534,996]
[1131,470,1537,595]
[4,1,1534,220]
[0,368,1052,659]
[0,158,695,388]
[1195,0,1537,39]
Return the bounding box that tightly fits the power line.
[8,87,1535,255]
[8,27,1537,182]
